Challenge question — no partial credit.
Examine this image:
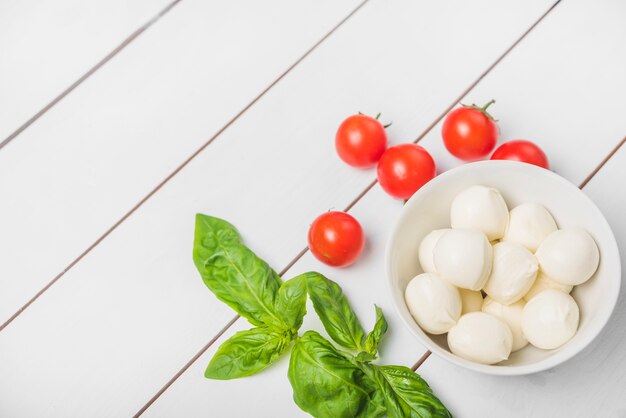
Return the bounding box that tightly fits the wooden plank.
[141,0,626,415]
[0,0,555,416]
[0,0,363,324]
[417,144,626,417]
[0,0,174,141]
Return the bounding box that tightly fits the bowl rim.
[385,160,621,376]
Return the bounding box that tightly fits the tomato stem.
[461,99,497,122]
[375,112,392,128]
[355,111,392,128]
[481,99,496,112]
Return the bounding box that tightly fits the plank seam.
[411,351,432,372]
[579,137,626,189]
[132,314,240,418]
[0,0,184,151]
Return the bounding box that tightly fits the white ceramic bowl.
[386,161,621,375]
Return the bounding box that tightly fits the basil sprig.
[193,214,451,418]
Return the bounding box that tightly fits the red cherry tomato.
[442,100,498,161]
[377,144,436,200]
[490,140,550,169]
[335,114,387,168]
[308,211,365,268]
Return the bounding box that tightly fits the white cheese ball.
[484,242,539,305]
[524,270,573,302]
[460,289,483,314]
[433,229,493,291]
[448,312,513,365]
[503,203,558,252]
[482,297,528,352]
[521,289,579,350]
[418,229,449,274]
[405,273,461,334]
[450,185,509,241]
[535,228,600,286]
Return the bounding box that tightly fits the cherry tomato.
[335,114,387,168]
[490,140,549,169]
[442,100,498,161]
[308,211,365,267]
[377,144,436,200]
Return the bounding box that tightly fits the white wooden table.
[1,0,625,416]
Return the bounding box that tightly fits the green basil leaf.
[288,331,385,418]
[193,214,286,328]
[364,305,388,357]
[205,327,289,380]
[305,272,365,351]
[275,273,308,331]
[373,365,452,418]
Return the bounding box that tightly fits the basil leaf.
[364,305,388,357]
[275,273,308,331]
[193,214,286,328]
[305,272,365,351]
[288,331,385,418]
[373,365,452,418]
[205,327,289,380]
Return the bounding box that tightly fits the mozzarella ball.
[405,273,461,334]
[484,242,539,305]
[448,312,513,365]
[460,289,483,314]
[433,229,493,291]
[450,186,509,240]
[524,270,573,302]
[418,229,449,274]
[482,297,528,352]
[503,203,558,252]
[521,290,579,350]
[536,228,600,286]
